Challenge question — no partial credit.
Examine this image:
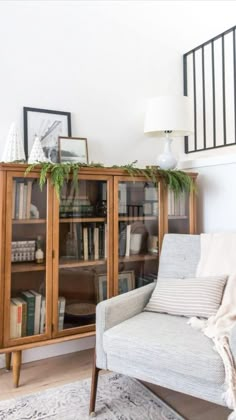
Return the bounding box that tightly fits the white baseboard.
[0,336,95,369]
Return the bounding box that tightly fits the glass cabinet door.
[5,173,52,345]
[53,176,112,336]
[168,189,190,234]
[114,178,159,295]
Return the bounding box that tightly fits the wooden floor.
[0,349,231,420]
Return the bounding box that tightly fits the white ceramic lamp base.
[157,137,177,170]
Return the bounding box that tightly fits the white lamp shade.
[144,95,194,137]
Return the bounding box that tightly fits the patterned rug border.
[0,372,186,420]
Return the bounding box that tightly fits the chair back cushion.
[158,234,200,278]
[145,275,227,318]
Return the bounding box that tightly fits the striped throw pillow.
[144,276,227,318]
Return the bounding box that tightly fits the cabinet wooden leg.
[89,350,100,416]
[5,353,12,371]
[12,350,22,388]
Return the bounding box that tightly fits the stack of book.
[136,273,157,288]
[60,197,94,218]
[168,191,186,217]
[12,180,33,219]
[10,292,66,338]
[11,240,36,262]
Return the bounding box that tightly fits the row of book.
[120,202,158,217]
[11,240,36,263]
[168,191,186,217]
[12,180,33,220]
[65,223,107,261]
[10,291,66,339]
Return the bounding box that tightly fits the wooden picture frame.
[23,107,71,161]
[58,136,88,164]
[96,271,135,302]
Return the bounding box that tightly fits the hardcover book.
[21,291,35,336]
[29,290,42,335]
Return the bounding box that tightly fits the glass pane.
[58,179,108,331]
[10,178,47,339]
[118,181,158,294]
[168,190,189,233]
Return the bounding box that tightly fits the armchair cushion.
[144,276,227,318]
[103,311,225,385]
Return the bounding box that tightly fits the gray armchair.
[90,234,236,414]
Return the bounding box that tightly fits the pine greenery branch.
[24,161,196,199]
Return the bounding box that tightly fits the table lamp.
[144,95,194,169]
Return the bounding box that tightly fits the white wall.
[1,1,236,166]
[1,0,236,365]
[180,155,236,234]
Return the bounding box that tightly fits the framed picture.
[23,107,71,162]
[96,271,135,302]
[58,136,88,164]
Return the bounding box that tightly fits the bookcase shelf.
[119,254,158,263]
[59,258,106,269]
[0,163,197,389]
[119,216,157,221]
[11,263,46,273]
[12,219,46,224]
[59,217,106,223]
[168,215,188,220]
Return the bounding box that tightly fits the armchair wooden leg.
[5,352,12,371]
[89,350,100,416]
[12,350,22,388]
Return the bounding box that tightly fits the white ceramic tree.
[28,135,48,163]
[2,122,26,162]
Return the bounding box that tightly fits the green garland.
[25,161,196,199]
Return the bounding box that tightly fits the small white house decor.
[28,135,48,164]
[2,123,26,162]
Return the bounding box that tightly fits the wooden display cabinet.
[0,164,197,387]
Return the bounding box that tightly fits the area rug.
[0,372,185,420]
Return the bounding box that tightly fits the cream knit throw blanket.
[188,233,236,420]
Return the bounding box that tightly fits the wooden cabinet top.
[0,163,198,178]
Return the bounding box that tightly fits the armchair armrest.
[229,324,236,363]
[96,283,155,369]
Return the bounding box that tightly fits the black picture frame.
[23,107,72,161]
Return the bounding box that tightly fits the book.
[11,297,26,337]
[76,223,83,259]
[58,297,66,331]
[72,223,79,258]
[39,298,46,334]
[15,182,21,219]
[104,224,108,259]
[10,301,18,339]
[125,224,131,257]
[10,299,22,338]
[88,224,94,259]
[21,291,35,336]
[94,226,99,260]
[12,180,16,219]
[119,222,126,257]
[26,180,33,219]
[23,184,28,219]
[18,182,25,219]
[29,290,42,335]
[83,227,88,260]
[98,224,105,259]
[13,297,27,337]
[118,183,127,215]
